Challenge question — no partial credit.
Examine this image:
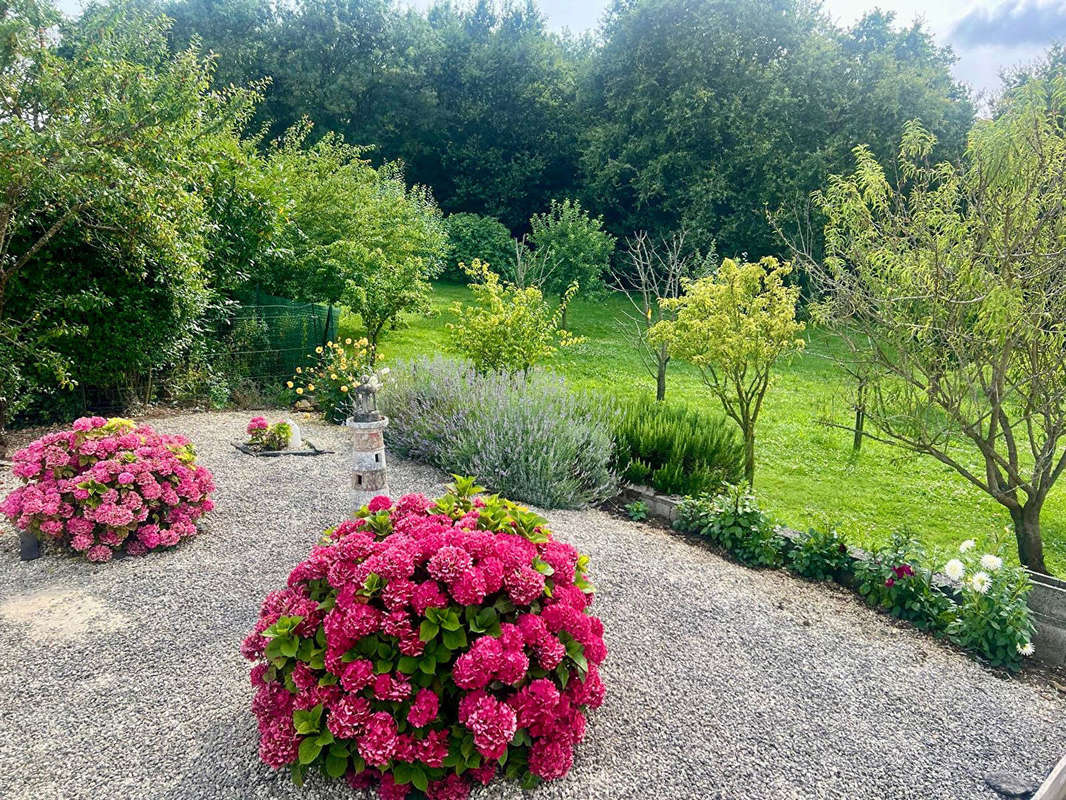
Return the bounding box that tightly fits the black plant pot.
[19,530,39,561]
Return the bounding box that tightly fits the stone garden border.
[620,483,1066,669]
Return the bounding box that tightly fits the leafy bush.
[624,501,648,521]
[943,542,1036,669]
[448,261,581,375]
[786,527,851,581]
[610,396,744,496]
[1,417,215,561]
[674,485,784,567]
[529,199,615,308]
[852,532,953,631]
[380,357,617,509]
[247,417,292,451]
[242,480,606,797]
[290,338,377,423]
[443,213,515,281]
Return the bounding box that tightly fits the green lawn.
[340,282,1066,574]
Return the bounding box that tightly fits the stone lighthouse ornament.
[345,369,389,512]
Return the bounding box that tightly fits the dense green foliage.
[786,527,851,581]
[583,2,973,256]
[164,0,583,231]
[674,485,784,567]
[380,357,618,509]
[1,0,445,429]
[610,396,743,496]
[1,0,253,436]
[442,213,514,280]
[528,199,615,307]
[158,0,974,255]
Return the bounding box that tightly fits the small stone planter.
[346,416,389,511]
[231,441,331,458]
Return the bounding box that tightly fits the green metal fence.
[226,289,339,384]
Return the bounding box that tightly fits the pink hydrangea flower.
[244,489,605,796]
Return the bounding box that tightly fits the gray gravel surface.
[0,410,1062,800]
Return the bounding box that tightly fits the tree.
[650,257,805,484]
[447,259,580,374]
[581,0,974,257]
[803,94,1066,575]
[263,125,447,362]
[0,0,254,437]
[528,198,615,327]
[442,212,514,281]
[608,230,715,401]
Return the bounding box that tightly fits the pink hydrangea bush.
[243,477,606,798]
[1,416,215,561]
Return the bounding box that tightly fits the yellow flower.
[296,367,302,374]
[330,373,338,380]
[340,385,349,392]
[296,387,304,395]
[327,341,333,347]
[286,381,294,388]
[345,337,353,345]
[308,383,315,391]
[315,346,323,354]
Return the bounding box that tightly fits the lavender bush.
[381,357,618,508]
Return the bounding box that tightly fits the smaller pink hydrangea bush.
[1,417,215,561]
[243,477,606,799]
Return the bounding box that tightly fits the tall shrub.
[381,358,617,509]
[442,213,514,281]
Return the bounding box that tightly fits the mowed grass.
[340,281,1066,574]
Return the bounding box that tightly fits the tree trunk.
[743,427,756,486]
[655,359,667,402]
[852,378,866,453]
[1010,502,1048,574]
[559,301,568,331]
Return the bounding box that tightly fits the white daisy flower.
[944,559,965,581]
[980,554,1003,571]
[1017,641,1035,657]
[970,571,991,594]
[959,539,976,553]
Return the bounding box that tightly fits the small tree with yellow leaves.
[448,260,583,375]
[650,257,805,484]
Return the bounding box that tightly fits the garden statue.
[345,371,389,511]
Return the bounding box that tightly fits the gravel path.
[0,410,1062,800]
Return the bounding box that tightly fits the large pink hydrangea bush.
[1,416,215,562]
[242,478,606,799]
